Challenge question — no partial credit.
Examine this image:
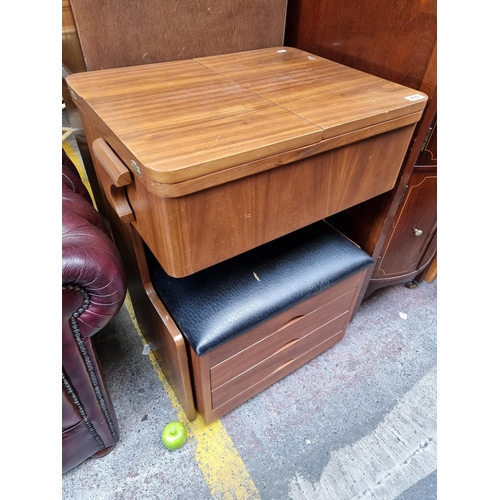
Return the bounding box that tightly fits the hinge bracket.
[421,126,433,152]
[399,184,408,205]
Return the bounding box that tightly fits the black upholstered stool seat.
[149,221,373,356]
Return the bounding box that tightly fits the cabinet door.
[372,166,437,279]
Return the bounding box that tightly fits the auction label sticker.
[404,94,426,101]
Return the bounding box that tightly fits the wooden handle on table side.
[92,138,135,223]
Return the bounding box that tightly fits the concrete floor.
[62,279,437,500]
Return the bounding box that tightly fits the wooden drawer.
[208,270,363,367]
[212,308,349,409]
[210,286,356,390]
[189,267,369,423]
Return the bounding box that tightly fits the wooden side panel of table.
[79,111,197,420]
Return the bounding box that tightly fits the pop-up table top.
[68,47,427,277]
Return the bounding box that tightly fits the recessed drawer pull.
[277,315,305,332]
[210,310,353,411]
[276,338,300,354]
[271,359,295,376]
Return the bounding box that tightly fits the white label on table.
[404,94,426,101]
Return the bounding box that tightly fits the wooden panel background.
[285,0,436,92]
[68,0,288,70]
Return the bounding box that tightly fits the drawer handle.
[276,338,300,354]
[277,315,305,332]
[92,138,135,223]
[271,359,295,375]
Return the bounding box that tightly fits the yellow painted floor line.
[124,294,261,500]
[64,137,260,498]
[62,138,96,207]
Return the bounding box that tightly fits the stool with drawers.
[148,221,373,423]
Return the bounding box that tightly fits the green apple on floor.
[161,422,187,450]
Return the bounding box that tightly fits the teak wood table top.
[67,47,427,188]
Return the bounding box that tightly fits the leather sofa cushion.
[150,221,373,356]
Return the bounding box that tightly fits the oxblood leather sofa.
[62,150,126,474]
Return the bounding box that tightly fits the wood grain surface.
[68,0,288,71]
[125,124,414,277]
[285,0,436,93]
[67,47,426,186]
[197,48,428,139]
[69,47,426,277]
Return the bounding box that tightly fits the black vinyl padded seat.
[149,221,373,356]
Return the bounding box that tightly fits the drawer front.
[211,308,349,409]
[210,286,357,389]
[209,270,363,367]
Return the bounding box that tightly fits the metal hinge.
[420,126,433,152]
[399,184,408,205]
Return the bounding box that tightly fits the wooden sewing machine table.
[67,47,427,419]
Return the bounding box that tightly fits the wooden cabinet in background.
[62,0,288,214]
[366,112,437,296]
[366,165,437,296]
[285,0,437,302]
